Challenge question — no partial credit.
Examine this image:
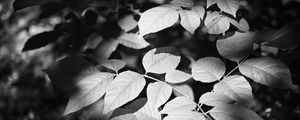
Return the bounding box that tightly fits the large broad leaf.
[216,0,240,17]
[22,31,61,52]
[213,75,253,106]
[147,82,173,109]
[103,71,146,114]
[199,92,233,106]
[92,39,119,63]
[191,57,225,83]
[134,103,161,120]
[64,72,115,115]
[160,97,197,114]
[165,70,191,83]
[101,59,126,72]
[204,12,230,34]
[118,14,138,32]
[118,33,150,49]
[209,104,264,120]
[13,0,50,11]
[262,21,300,50]
[111,114,138,120]
[239,57,293,89]
[142,47,181,74]
[138,4,180,37]
[178,9,201,34]
[216,32,254,62]
[170,0,194,8]
[191,6,205,20]
[163,111,205,120]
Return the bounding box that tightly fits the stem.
[224,57,248,77]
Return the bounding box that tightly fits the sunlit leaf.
[228,17,250,32]
[207,0,217,8]
[209,104,264,120]
[104,71,146,114]
[191,57,225,83]
[111,114,138,120]
[138,4,180,37]
[239,57,293,89]
[163,111,205,120]
[216,32,254,62]
[191,6,205,20]
[213,75,253,105]
[64,72,114,115]
[118,14,138,32]
[204,11,230,34]
[101,59,126,72]
[216,0,239,17]
[134,103,161,120]
[142,48,181,74]
[173,84,195,100]
[199,92,233,106]
[160,97,196,114]
[118,33,150,49]
[165,70,191,83]
[147,82,173,109]
[178,9,201,34]
[170,0,194,8]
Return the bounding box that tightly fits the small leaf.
[173,84,195,100]
[199,92,234,106]
[22,31,61,51]
[165,70,191,83]
[216,0,240,17]
[92,39,119,63]
[207,0,217,8]
[213,75,253,105]
[138,4,180,37]
[239,57,293,89]
[228,17,250,32]
[64,72,114,115]
[111,114,138,120]
[216,32,254,62]
[170,0,194,8]
[191,6,205,20]
[191,57,225,83]
[163,111,205,120]
[178,9,201,34]
[204,11,230,34]
[142,48,181,74]
[134,103,161,120]
[160,97,196,114]
[118,14,138,32]
[118,33,150,49]
[101,59,126,72]
[104,71,146,114]
[147,82,173,109]
[209,104,264,120]
[13,0,50,11]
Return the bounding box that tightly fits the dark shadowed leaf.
[22,31,61,52]
[92,39,119,63]
[216,0,239,17]
[13,0,50,11]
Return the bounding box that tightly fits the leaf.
[213,75,253,105]
[163,111,205,120]
[239,57,293,89]
[101,59,126,72]
[103,71,146,114]
[111,114,138,120]
[262,21,300,50]
[13,0,50,11]
[216,32,254,62]
[64,72,115,115]
[191,57,225,83]
[191,6,205,20]
[228,18,250,32]
[207,0,217,8]
[138,4,180,37]
[204,11,230,34]
[216,0,240,17]
[142,48,181,74]
[118,14,138,32]
[147,82,173,109]
[160,97,197,114]
[165,70,191,83]
[199,92,234,106]
[125,98,148,113]
[173,84,195,100]
[22,31,61,51]
[118,33,150,49]
[134,103,161,120]
[209,104,264,120]
[178,9,201,34]
[92,39,119,63]
[170,0,194,8]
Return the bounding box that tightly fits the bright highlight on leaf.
[192,57,225,83]
[217,0,240,17]
[239,57,293,89]
[163,111,205,120]
[118,14,138,32]
[179,9,201,34]
[138,4,180,37]
[165,70,191,83]
[199,92,233,106]
[103,71,146,114]
[147,82,173,109]
[205,11,230,34]
[160,97,197,114]
[134,103,161,120]
[118,33,150,49]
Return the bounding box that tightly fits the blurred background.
[0,0,300,120]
